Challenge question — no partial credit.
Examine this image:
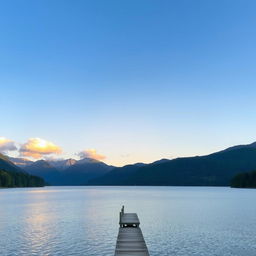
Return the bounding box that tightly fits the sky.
[1,0,256,166]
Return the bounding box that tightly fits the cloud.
[0,137,17,153]
[19,138,62,159]
[77,149,106,161]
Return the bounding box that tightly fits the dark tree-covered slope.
[231,171,256,188]
[88,163,146,185]
[90,147,256,186]
[0,169,45,188]
[0,154,45,187]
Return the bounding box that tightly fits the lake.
[0,186,255,256]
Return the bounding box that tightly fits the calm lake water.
[0,186,256,256]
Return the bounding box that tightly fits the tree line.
[0,169,45,188]
[231,171,256,188]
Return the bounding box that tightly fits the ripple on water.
[0,186,256,256]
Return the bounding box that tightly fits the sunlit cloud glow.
[0,137,17,153]
[77,149,106,161]
[19,138,62,159]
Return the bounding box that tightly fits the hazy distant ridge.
[11,157,114,185]
[89,142,256,186]
[5,141,256,186]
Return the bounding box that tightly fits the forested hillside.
[0,169,45,188]
[231,171,256,188]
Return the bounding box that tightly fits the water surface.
[0,186,255,256]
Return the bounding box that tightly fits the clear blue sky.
[1,0,256,166]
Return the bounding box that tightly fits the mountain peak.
[48,158,77,170]
[31,159,54,169]
[76,157,101,164]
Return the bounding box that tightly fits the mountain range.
[89,142,256,186]
[9,157,113,185]
[2,141,256,186]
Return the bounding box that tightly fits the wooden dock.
[114,206,150,256]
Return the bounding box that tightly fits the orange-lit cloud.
[77,149,106,161]
[0,137,17,153]
[19,138,62,159]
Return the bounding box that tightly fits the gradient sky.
[1,0,256,166]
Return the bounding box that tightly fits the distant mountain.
[23,160,61,185]
[60,158,113,185]
[76,158,100,165]
[20,157,114,185]
[0,154,45,188]
[47,158,77,170]
[89,143,256,186]
[89,162,147,185]
[9,157,33,167]
[7,141,256,187]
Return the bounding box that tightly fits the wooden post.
[119,211,122,227]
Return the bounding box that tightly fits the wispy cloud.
[0,137,17,153]
[77,149,106,161]
[19,138,62,159]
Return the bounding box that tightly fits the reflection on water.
[23,192,55,256]
[0,186,256,256]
